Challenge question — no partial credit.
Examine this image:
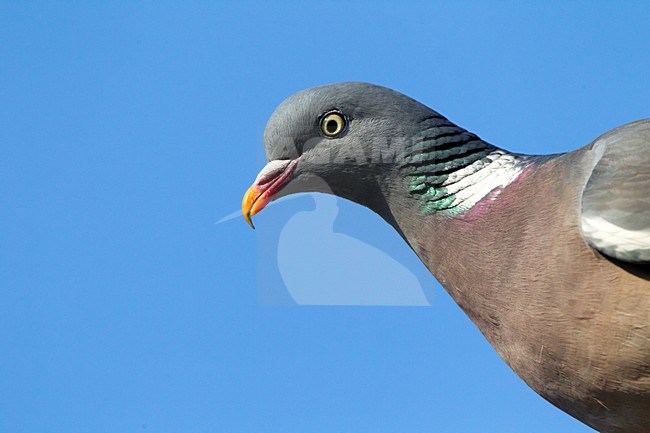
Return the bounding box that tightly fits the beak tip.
[243,212,255,229]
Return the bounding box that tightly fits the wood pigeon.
[242,82,650,432]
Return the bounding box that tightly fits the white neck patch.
[444,151,528,211]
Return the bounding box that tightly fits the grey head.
[260,82,436,209]
[263,82,434,157]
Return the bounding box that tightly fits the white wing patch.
[581,215,650,262]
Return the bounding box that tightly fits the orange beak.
[242,159,298,229]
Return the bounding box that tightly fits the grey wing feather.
[581,119,650,263]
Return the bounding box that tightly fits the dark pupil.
[326,119,339,134]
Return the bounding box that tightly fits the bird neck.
[366,116,534,345]
[398,113,530,217]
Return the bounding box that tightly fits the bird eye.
[320,111,346,137]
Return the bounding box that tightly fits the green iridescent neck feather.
[401,113,521,216]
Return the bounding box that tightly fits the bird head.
[242,82,435,228]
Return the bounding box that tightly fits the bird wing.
[581,119,650,263]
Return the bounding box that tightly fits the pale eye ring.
[320,111,346,137]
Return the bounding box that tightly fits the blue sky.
[2,2,649,432]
